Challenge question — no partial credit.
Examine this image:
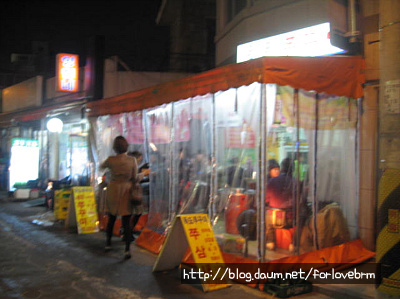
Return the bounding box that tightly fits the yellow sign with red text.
[71,187,99,234]
[180,214,224,264]
[180,214,229,292]
[153,214,228,292]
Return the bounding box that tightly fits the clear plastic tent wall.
[93,81,361,262]
[93,111,147,216]
[144,104,172,233]
[171,95,213,219]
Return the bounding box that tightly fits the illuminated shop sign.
[9,138,39,190]
[56,53,79,92]
[11,138,39,147]
[237,22,345,63]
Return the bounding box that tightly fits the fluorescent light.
[237,22,345,62]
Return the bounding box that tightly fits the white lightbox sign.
[9,138,40,190]
[237,22,345,63]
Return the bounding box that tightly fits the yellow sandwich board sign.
[153,213,229,292]
[65,186,99,234]
[54,189,71,220]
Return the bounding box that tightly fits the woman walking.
[100,136,138,259]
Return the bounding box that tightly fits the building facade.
[213,0,380,252]
[156,0,216,72]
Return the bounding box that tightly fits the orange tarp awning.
[0,100,86,127]
[87,56,365,117]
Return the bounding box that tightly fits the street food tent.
[88,56,374,267]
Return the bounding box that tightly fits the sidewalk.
[0,194,389,299]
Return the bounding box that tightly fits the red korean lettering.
[189,228,200,240]
[195,246,207,259]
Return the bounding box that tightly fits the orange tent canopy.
[87,56,365,117]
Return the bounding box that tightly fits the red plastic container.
[275,227,295,249]
[225,190,248,234]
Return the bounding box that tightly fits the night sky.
[0,0,169,75]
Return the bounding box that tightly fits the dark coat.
[265,173,295,209]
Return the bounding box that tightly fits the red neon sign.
[56,53,79,92]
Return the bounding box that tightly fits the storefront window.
[56,123,89,185]
[69,134,89,185]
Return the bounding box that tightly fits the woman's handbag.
[130,182,143,206]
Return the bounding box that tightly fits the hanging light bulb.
[46,118,63,133]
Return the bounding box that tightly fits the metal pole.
[168,104,175,225]
[294,89,301,255]
[210,94,217,222]
[258,83,267,262]
[312,93,319,251]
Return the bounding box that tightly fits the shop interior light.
[46,117,64,133]
[149,143,158,152]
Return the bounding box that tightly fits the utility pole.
[376,0,400,297]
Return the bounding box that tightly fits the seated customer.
[266,157,295,210]
[265,157,295,251]
[267,159,280,182]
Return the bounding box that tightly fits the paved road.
[0,198,368,299]
[0,199,274,299]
